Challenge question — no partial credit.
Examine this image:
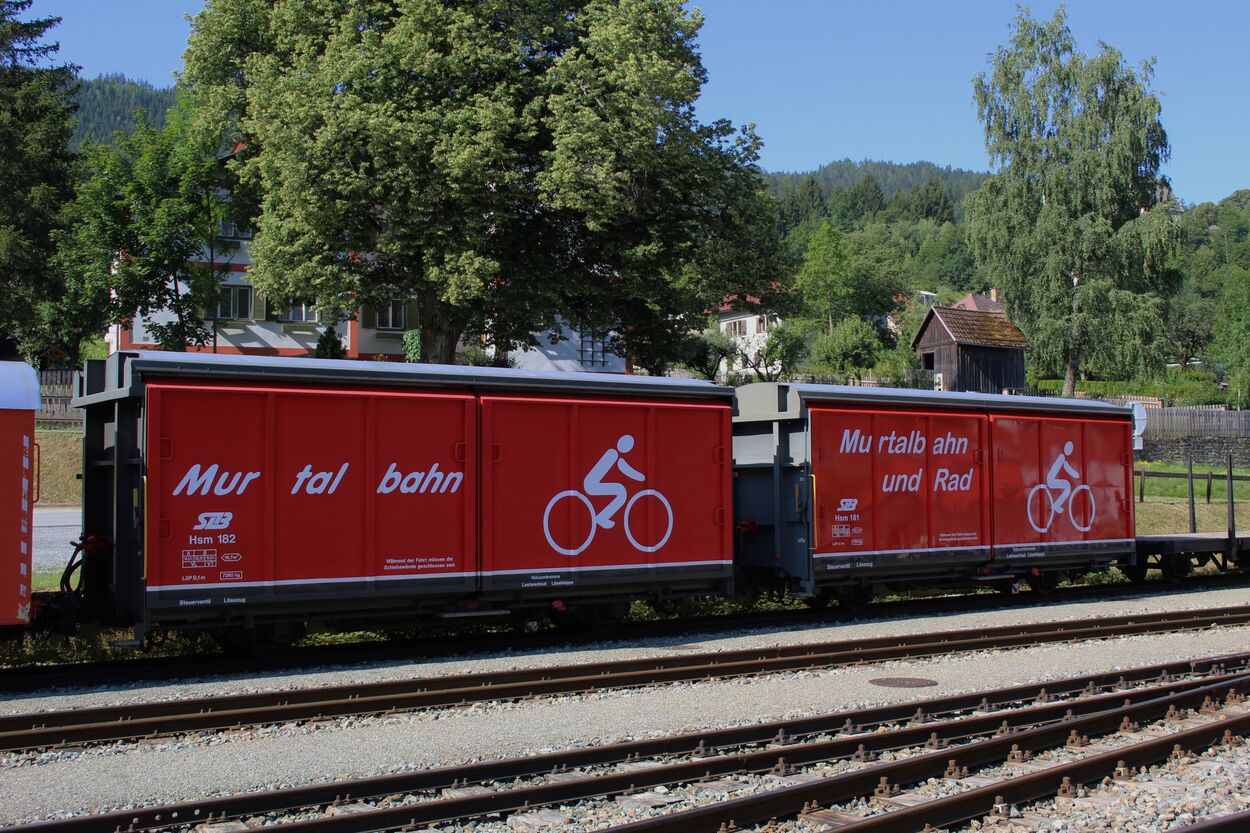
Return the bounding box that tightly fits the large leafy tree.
[182,0,777,365]
[56,108,236,352]
[0,1,77,363]
[965,8,1179,395]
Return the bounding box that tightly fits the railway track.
[4,604,1250,754]
[11,651,1250,832]
[5,569,1247,694]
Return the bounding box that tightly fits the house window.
[283,300,318,323]
[725,319,747,337]
[921,352,935,371]
[579,328,607,368]
[755,316,768,334]
[215,285,252,320]
[375,300,405,331]
[219,217,253,240]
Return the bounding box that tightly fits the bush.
[1033,374,1228,406]
[402,329,421,362]
[314,327,346,359]
[808,317,881,380]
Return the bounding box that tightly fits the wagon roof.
[0,361,40,411]
[73,350,734,405]
[734,381,1133,422]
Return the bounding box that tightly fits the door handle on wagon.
[490,443,502,462]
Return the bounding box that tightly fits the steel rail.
[12,654,1250,833]
[4,571,1246,694]
[4,605,1250,753]
[1175,808,1250,831]
[601,673,1250,831]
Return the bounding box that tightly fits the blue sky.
[33,0,1250,205]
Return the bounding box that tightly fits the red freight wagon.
[68,351,733,644]
[732,382,1135,601]
[0,362,39,628]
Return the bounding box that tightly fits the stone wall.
[1139,436,1250,467]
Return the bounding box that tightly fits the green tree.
[809,316,881,381]
[1166,285,1214,369]
[797,220,903,334]
[736,319,808,382]
[183,0,777,366]
[850,173,884,217]
[56,108,235,352]
[0,1,77,363]
[965,8,1178,395]
[679,327,736,381]
[909,177,954,225]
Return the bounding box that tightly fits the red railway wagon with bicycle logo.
[731,382,1136,603]
[60,351,734,646]
[22,352,1142,650]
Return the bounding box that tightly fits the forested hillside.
[71,74,176,149]
[767,159,987,205]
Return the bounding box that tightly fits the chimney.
[990,287,999,303]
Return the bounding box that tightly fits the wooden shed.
[911,306,1028,394]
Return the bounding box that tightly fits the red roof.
[952,292,1005,313]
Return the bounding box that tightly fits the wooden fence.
[1135,457,1245,535]
[1138,407,1250,438]
[36,369,81,431]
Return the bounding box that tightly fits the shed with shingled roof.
[911,306,1028,394]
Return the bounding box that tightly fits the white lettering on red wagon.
[172,464,261,496]
[376,462,463,494]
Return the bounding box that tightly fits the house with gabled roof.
[912,304,1028,394]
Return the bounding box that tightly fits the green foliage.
[184,0,780,367]
[1032,373,1226,406]
[0,1,77,364]
[55,106,234,352]
[680,328,736,381]
[767,159,987,223]
[402,329,422,363]
[808,316,881,380]
[797,220,902,333]
[72,74,176,149]
[736,319,809,382]
[314,327,346,359]
[966,7,1179,396]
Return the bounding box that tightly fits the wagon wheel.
[835,585,874,612]
[1119,560,1149,583]
[1161,554,1194,584]
[1026,571,1062,596]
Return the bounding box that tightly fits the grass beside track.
[32,430,82,507]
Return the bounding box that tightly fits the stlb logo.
[193,512,234,531]
[838,498,858,512]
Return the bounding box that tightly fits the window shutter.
[253,290,270,321]
[403,300,420,331]
[359,304,375,330]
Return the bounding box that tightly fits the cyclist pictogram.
[542,434,673,556]
[1026,441,1095,533]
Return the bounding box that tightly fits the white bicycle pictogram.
[543,486,674,555]
[541,434,674,556]
[1027,481,1095,533]
[1027,441,1096,533]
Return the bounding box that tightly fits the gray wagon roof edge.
[73,350,734,404]
[734,381,1133,422]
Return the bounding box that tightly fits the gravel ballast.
[3,609,1250,824]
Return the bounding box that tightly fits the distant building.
[505,319,627,374]
[716,295,776,378]
[912,304,1028,394]
[951,288,1005,313]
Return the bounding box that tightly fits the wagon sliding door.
[989,415,1134,564]
[479,395,732,597]
[807,407,990,576]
